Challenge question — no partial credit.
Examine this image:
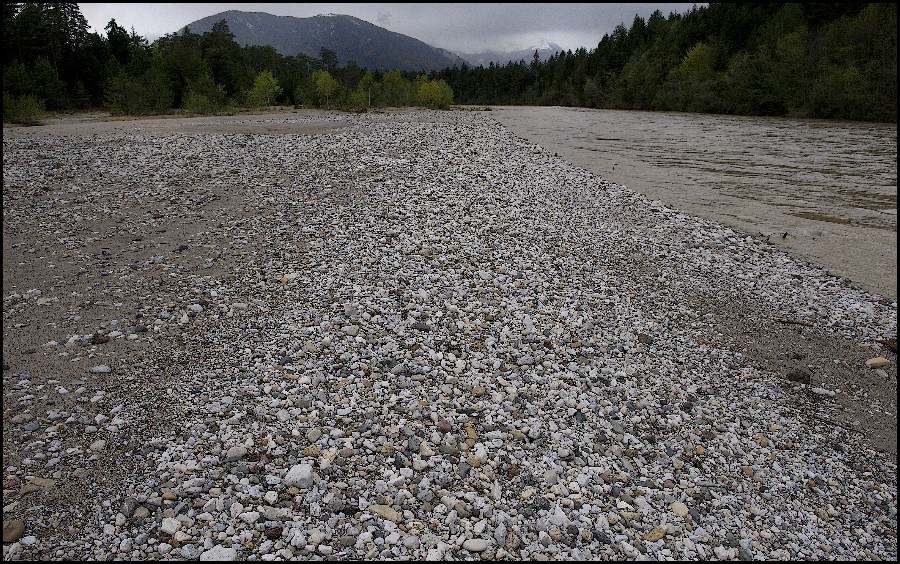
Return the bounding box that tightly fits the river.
[489,106,897,300]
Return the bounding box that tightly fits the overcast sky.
[77,3,700,54]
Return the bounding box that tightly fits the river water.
[490,106,897,300]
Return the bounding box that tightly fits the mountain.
[460,41,563,68]
[177,11,468,73]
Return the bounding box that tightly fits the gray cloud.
[78,3,701,54]
[376,10,392,27]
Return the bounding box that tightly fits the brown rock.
[643,525,666,542]
[368,504,402,523]
[19,484,42,495]
[637,333,654,345]
[865,357,890,369]
[3,519,25,543]
[91,333,110,344]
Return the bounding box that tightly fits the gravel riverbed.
[2,109,897,560]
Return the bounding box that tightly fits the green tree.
[246,69,282,106]
[382,70,411,106]
[351,70,378,109]
[415,78,453,109]
[3,91,45,125]
[201,20,243,97]
[311,69,339,108]
[183,72,227,113]
[319,47,338,71]
[105,19,130,65]
[104,60,171,115]
[32,58,67,109]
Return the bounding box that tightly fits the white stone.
[160,517,181,535]
[200,546,238,561]
[283,464,317,488]
[462,538,489,552]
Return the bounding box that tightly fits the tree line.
[438,3,896,122]
[3,3,895,124]
[2,3,453,124]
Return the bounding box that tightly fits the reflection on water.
[491,106,897,298]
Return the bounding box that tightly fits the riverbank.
[3,110,896,560]
[491,106,898,302]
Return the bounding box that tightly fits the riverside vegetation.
[2,4,454,125]
[3,3,896,124]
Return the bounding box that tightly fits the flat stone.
[644,525,666,542]
[368,504,403,523]
[160,517,181,535]
[670,501,689,517]
[132,506,151,520]
[865,357,890,369]
[200,546,238,561]
[462,538,490,552]
[3,519,25,543]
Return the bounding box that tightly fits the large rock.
[3,519,25,543]
[283,464,318,488]
[225,445,247,462]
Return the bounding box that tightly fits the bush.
[415,78,454,109]
[3,92,45,125]
[182,91,214,114]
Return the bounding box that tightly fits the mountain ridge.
[178,10,468,73]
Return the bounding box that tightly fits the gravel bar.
[3,110,897,560]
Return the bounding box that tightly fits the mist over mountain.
[179,11,468,72]
[459,41,563,68]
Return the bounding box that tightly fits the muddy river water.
[490,106,897,300]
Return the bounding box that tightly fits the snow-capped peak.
[529,40,555,51]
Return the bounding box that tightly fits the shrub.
[3,92,45,125]
[415,78,454,109]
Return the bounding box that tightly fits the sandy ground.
[2,110,896,554]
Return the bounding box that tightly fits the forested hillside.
[439,3,896,122]
[3,3,895,123]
